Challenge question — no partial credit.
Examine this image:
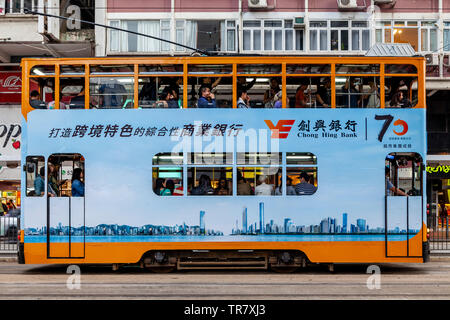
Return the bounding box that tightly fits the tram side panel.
[21,109,427,264]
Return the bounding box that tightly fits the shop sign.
[0,107,21,161]
[426,165,450,179]
[0,72,21,104]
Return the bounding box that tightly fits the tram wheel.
[270,266,299,273]
[147,266,176,273]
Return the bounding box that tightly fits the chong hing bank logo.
[264,120,295,139]
[375,115,408,142]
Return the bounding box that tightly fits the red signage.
[0,72,22,104]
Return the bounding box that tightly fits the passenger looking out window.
[215,178,231,195]
[30,90,46,109]
[197,87,217,108]
[154,88,179,108]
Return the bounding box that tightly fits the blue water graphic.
[25,234,417,243]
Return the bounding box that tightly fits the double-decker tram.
[18,56,428,271]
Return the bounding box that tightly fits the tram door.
[47,154,85,259]
[385,153,424,258]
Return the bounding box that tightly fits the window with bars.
[4,0,37,14]
[243,19,304,52]
[375,20,438,53]
[310,20,370,52]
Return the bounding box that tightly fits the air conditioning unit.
[248,0,268,9]
[374,0,396,4]
[337,0,358,9]
[293,17,305,28]
[425,53,439,66]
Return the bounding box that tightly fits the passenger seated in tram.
[29,90,46,109]
[214,178,231,196]
[197,87,217,108]
[190,174,215,195]
[361,80,380,108]
[237,171,252,195]
[389,91,412,108]
[154,88,179,108]
[160,179,175,196]
[263,78,281,108]
[237,90,250,108]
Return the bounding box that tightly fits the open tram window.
[89,77,134,109]
[59,77,86,109]
[236,77,282,108]
[47,154,85,197]
[152,153,183,196]
[138,64,184,108]
[25,156,45,197]
[29,76,55,109]
[139,77,183,108]
[286,152,318,196]
[385,153,423,197]
[384,76,417,108]
[335,76,380,108]
[286,77,330,108]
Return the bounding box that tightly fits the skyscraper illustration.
[259,202,264,234]
[200,210,205,235]
[342,213,348,233]
[242,207,248,234]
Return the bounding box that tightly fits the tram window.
[286,152,317,165]
[287,77,326,108]
[48,154,85,197]
[60,65,85,76]
[60,77,85,109]
[385,76,417,108]
[286,167,317,196]
[153,167,183,196]
[335,76,380,108]
[30,65,55,76]
[385,153,423,197]
[187,153,233,165]
[237,64,282,74]
[188,64,232,75]
[236,77,282,108]
[335,64,380,74]
[237,167,281,196]
[385,64,417,74]
[139,77,183,108]
[29,77,55,109]
[89,64,134,75]
[25,156,45,197]
[139,64,183,75]
[286,64,331,74]
[188,76,232,108]
[188,167,233,196]
[237,152,281,166]
[152,153,183,166]
[89,77,134,109]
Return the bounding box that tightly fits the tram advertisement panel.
[23,109,426,244]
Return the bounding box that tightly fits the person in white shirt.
[237,89,250,108]
[255,175,274,196]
